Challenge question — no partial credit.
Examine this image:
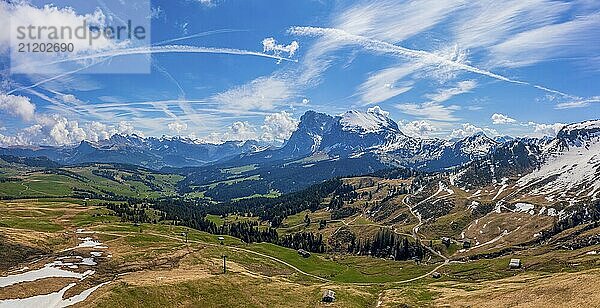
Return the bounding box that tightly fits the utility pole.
[222,255,227,274]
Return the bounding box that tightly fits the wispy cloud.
[289,26,577,99]
[555,96,600,109]
[490,12,600,68]
[291,0,464,92]
[425,80,477,103]
[453,0,569,49]
[211,77,295,112]
[395,102,461,122]
[335,0,464,43]
[358,63,420,105]
[394,80,476,122]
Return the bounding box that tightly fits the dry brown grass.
[0,277,77,300]
[432,268,600,307]
[458,212,554,256]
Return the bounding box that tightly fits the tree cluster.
[348,228,424,261]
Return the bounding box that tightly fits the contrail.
[7,44,296,96]
[153,61,186,99]
[289,26,578,99]
[7,57,111,95]
[37,45,298,68]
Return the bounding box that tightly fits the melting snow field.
[517,139,600,200]
[0,266,93,288]
[0,230,110,308]
[0,282,110,308]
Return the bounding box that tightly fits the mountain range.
[1,109,598,202]
[0,108,500,171]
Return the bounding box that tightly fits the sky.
[0,0,599,146]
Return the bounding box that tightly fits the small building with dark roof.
[462,240,471,249]
[322,290,336,302]
[297,249,311,258]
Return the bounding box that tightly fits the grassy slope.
[0,163,182,199]
[1,199,599,307]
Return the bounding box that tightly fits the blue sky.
[0,0,599,146]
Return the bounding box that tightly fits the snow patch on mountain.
[458,133,497,157]
[562,120,600,132]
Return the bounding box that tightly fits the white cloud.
[290,26,575,98]
[86,121,111,141]
[0,2,114,51]
[168,121,188,133]
[367,106,390,118]
[286,0,465,95]
[262,37,299,58]
[400,120,438,138]
[48,116,87,145]
[0,2,121,74]
[419,45,469,82]
[199,112,299,144]
[0,94,36,121]
[449,123,498,139]
[491,113,516,124]
[197,0,215,7]
[261,111,299,143]
[527,121,565,137]
[0,111,142,146]
[116,121,138,136]
[221,121,258,141]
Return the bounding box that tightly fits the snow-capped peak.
[339,108,397,133]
